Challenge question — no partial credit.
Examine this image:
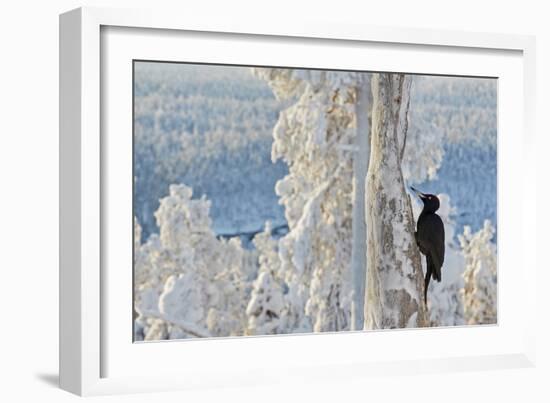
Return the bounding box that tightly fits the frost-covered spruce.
[459,220,497,325]
[246,270,285,334]
[364,73,429,329]
[246,222,287,335]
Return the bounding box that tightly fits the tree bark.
[363,73,428,329]
[350,80,371,330]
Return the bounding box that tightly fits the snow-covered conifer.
[459,220,497,325]
[246,222,287,335]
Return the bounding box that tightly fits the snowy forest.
[133,62,497,341]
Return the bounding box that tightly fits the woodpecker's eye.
[428,196,432,200]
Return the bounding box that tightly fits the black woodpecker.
[410,187,445,306]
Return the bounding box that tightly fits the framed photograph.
[60,6,536,396]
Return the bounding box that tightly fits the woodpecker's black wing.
[416,213,445,282]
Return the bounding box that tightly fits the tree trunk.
[350,81,370,330]
[363,73,428,329]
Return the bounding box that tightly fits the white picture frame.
[59,6,537,396]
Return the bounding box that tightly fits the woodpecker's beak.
[410,186,427,199]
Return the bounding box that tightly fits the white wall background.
[0,0,547,401]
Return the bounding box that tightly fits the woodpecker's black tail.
[424,257,432,306]
[428,254,441,282]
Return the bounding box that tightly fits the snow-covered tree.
[204,236,252,336]
[134,184,254,339]
[246,222,287,335]
[255,69,451,332]
[364,73,429,329]
[459,220,497,325]
[255,68,370,333]
[246,270,286,334]
[158,272,210,337]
